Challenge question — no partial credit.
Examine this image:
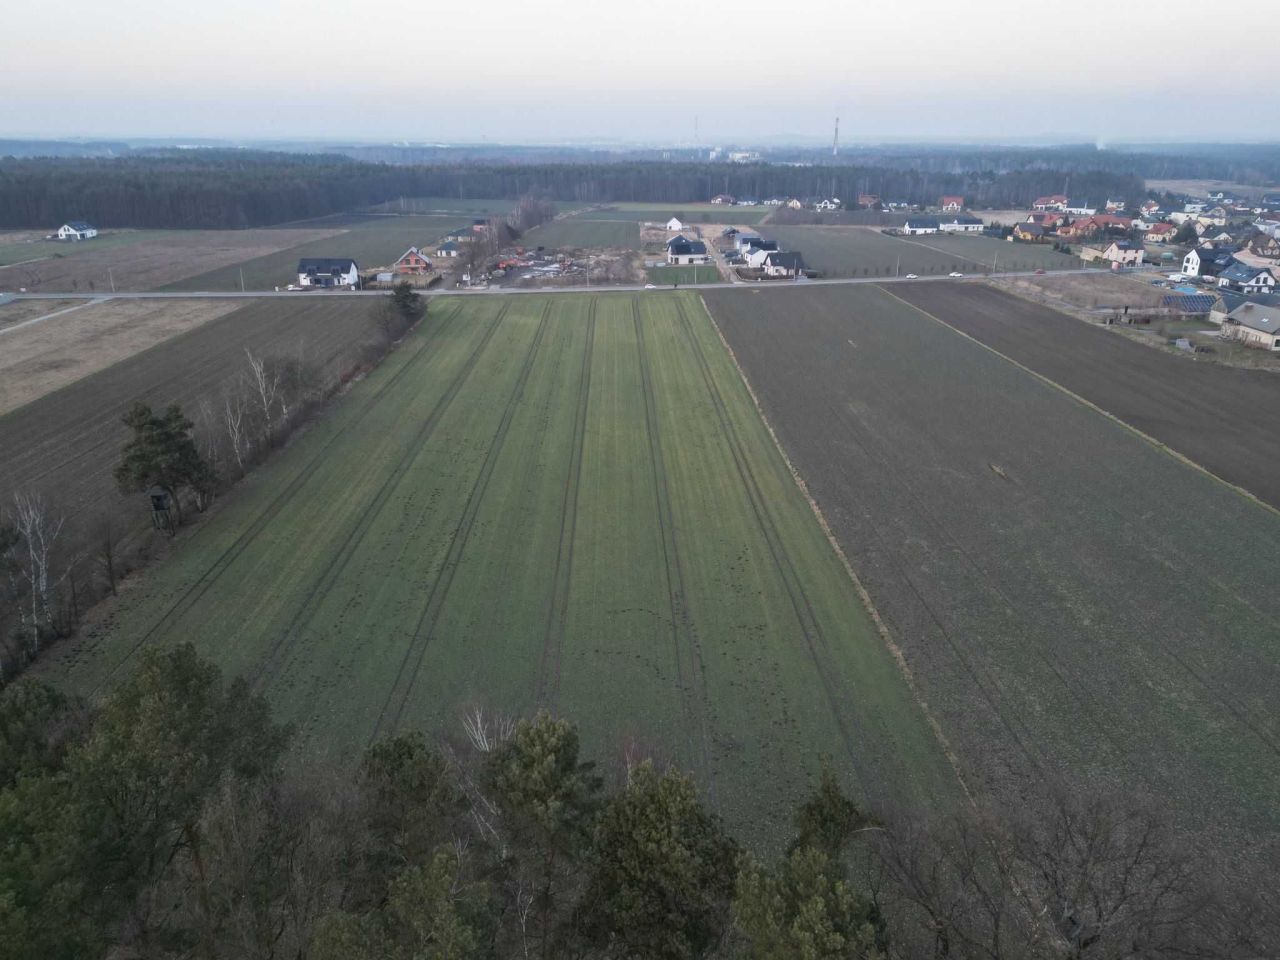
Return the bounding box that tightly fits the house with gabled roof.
[1033,194,1068,211]
[57,220,97,240]
[1013,222,1046,242]
[1249,234,1280,259]
[1144,222,1176,243]
[393,247,433,275]
[903,217,940,235]
[667,235,709,264]
[762,251,806,277]
[1183,245,1236,278]
[710,194,735,205]
[938,216,983,233]
[297,257,359,288]
[938,196,964,212]
[1216,262,1275,294]
[435,240,460,258]
[1223,300,1280,350]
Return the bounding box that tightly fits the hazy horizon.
[3,0,1276,143]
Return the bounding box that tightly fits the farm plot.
[646,264,720,285]
[706,283,1280,859]
[521,218,640,250]
[163,215,470,291]
[42,292,956,843]
[0,298,376,536]
[366,198,592,216]
[764,226,1076,277]
[0,298,241,415]
[892,282,1280,511]
[0,228,345,293]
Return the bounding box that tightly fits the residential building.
[812,198,840,211]
[902,217,940,235]
[710,194,735,205]
[1063,200,1098,215]
[762,251,806,277]
[857,193,879,207]
[762,196,788,206]
[1183,200,1208,214]
[938,216,984,233]
[667,235,710,265]
[435,240,460,258]
[666,217,684,231]
[1182,245,1235,278]
[1012,223,1046,242]
[1223,301,1280,350]
[1105,198,1127,212]
[393,247,433,275]
[1216,262,1276,293]
[1253,214,1280,239]
[1140,200,1161,217]
[1080,241,1144,265]
[1249,234,1280,259]
[56,221,97,240]
[737,196,760,206]
[1026,211,1064,229]
[938,196,964,212]
[1145,223,1176,243]
[297,257,359,288]
[742,240,780,268]
[1033,194,1068,211]
[734,232,763,251]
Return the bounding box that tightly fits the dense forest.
[1,644,1275,960]
[0,150,1143,229]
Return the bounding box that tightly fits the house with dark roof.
[710,194,735,204]
[762,251,806,277]
[938,216,984,233]
[903,217,940,235]
[1161,293,1217,316]
[1182,245,1236,278]
[667,235,709,265]
[1249,234,1280,259]
[435,240,460,258]
[1216,262,1276,294]
[57,220,97,240]
[1013,222,1046,242]
[742,239,780,268]
[297,257,359,288]
[1223,301,1280,350]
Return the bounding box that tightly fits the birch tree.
[8,493,68,658]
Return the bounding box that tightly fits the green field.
[161,216,469,291]
[522,219,640,250]
[0,230,167,267]
[46,292,954,841]
[574,204,771,225]
[765,226,1078,277]
[646,264,720,285]
[365,197,593,216]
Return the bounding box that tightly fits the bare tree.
[222,378,251,474]
[7,492,70,658]
[93,513,120,597]
[244,348,281,442]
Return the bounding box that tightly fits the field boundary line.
[876,284,1280,524]
[252,302,510,692]
[374,301,554,741]
[699,293,978,808]
[537,299,597,706]
[632,296,714,793]
[87,303,462,694]
[0,297,110,336]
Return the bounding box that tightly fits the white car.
[904,273,919,279]
[949,271,965,278]
[644,283,656,289]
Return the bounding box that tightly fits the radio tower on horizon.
[833,116,840,157]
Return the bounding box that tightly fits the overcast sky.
[3,0,1275,144]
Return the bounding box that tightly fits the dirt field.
[0,298,242,415]
[0,298,84,326]
[891,282,1280,510]
[0,298,377,539]
[0,228,343,293]
[1147,179,1280,201]
[706,283,1280,861]
[995,271,1167,311]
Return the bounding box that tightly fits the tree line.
[0,286,428,682]
[0,643,1274,960]
[0,151,1143,230]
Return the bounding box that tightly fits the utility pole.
[833,116,839,157]
[239,266,245,292]
[107,268,115,293]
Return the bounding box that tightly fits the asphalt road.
[1,268,1111,302]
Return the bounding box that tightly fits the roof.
[669,238,707,255]
[744,239,779,252]
[297,257,358,274]
[1226,301,1280,335]
[64,220,94,230]
[1015,223,1045,236]
[1162,294,1216,314]
[942,216,984,226]
[437,240,459,251]
[395,246,428,262]
[1146,222,1175,233]
[904,218,940,229]
[1214,290,1249,314]
[1108,241,1142,251]
[763,251,806,270]
[939,196,964,204]
[667,235,690,246]
[1219,262,1273,284]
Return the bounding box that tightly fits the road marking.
[0,297,110,336]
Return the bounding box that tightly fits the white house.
[666,236,710,265]
[812,198,840,211]
[1102,240,1145,266]
[734,232,763,252]
[1216,262,1275,294]
[666,217,684,231]
[297,257,360,288]
[743,240,779,268]
[902,218,940,235]
[1063,200,1098,215]
[435,240,460,258]
[762,251,806,277]
[57,221,97,240]
[938,216,984,233]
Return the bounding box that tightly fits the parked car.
[949,271,964,278]
[1034,268,1046,275]
[904,273,919,279]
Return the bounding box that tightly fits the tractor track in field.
[536,300,597,706]
[672,298,880,799]
[251,303,510,693]
[372,302,554,741]
[632,297,715,796]
[87,305,463,693]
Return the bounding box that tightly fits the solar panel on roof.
[1162,294,1215,313]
